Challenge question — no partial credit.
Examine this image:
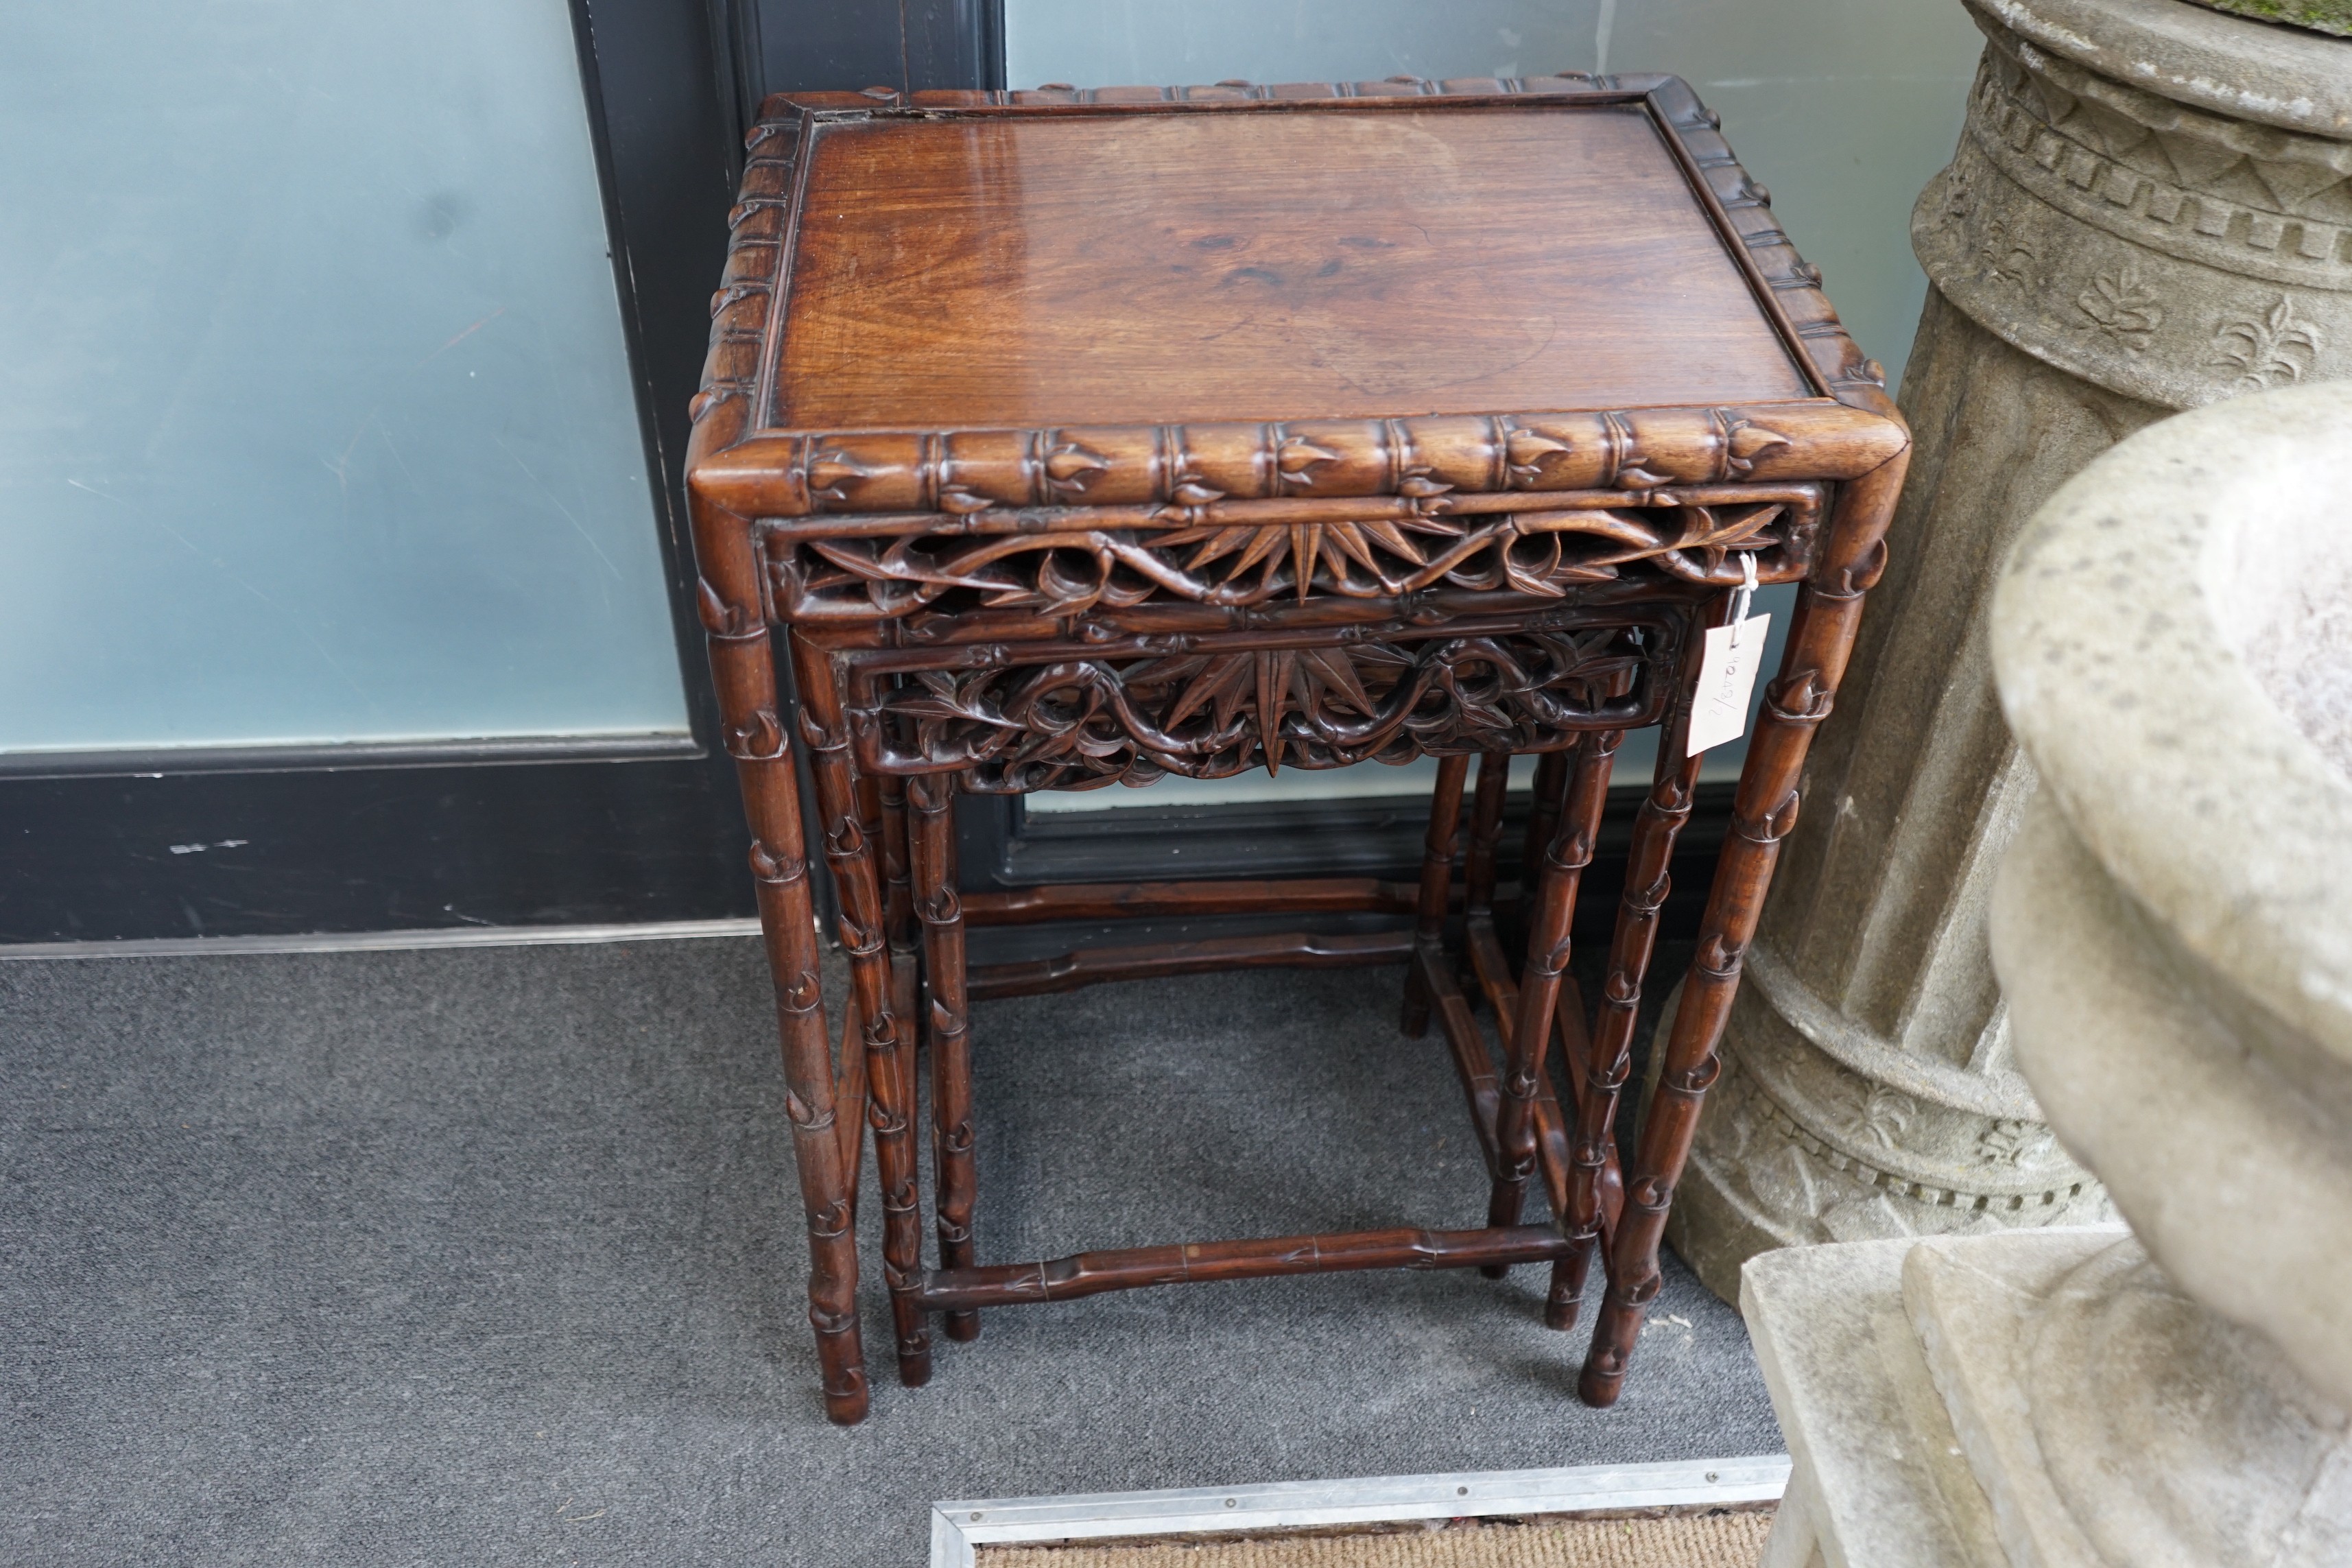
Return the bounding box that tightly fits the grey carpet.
[0,938,1776,1566]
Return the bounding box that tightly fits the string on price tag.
[1687,553,1770,755]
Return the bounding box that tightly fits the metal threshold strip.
[0,918,765,962]
[929,1454,1789,1567]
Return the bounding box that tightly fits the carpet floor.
[0,937,1776,1566]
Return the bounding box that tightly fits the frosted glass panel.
[0,1,689,755]
[1009,0,1973,813]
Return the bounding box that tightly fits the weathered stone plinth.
[1747,1229,2352,1568]
[1669,0,2352,1299]
[1747,379,2352,1566]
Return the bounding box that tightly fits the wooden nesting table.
[685,74,1909,1425]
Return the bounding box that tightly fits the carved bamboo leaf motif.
[807,449,875,502]
[1276,435,1340,483]
[1298,647,1374,715]
[1507,429,1572,484]
[1163,652,1250,730]
[1255,649,1296,766]
[1724,420,1792,475]
[1044,442,1109,493]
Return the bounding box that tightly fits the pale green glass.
[1008,0,1976,813]
[0,1,689,755]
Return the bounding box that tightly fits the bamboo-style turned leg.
[874,769,920,1032]
[1463,752,1510,918]
[868,718,931,1385]
[689,542,868,1423]
[1401,755,1471,1039]
[789,638,931,1389]
[874,774,914,949]
[1581,459,1905,1407]
[1550,735,1704,1332]
[872,763,925,1277]
[1519,750,1569,923]
[1461,751,1512,1276]
[1580,772,1779,1407]
[1488,733,1619,1256]
[745,757,868,1423]
[908,771,981,1344]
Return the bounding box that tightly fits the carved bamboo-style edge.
[698,407,1901,521]
[689,76,1903,532]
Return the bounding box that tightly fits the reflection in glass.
[0,0,687,754]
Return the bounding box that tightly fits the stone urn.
[1666,0,2352,1299]
[1740,381,2352,1567]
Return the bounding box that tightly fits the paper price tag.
[1687,614,1771,755]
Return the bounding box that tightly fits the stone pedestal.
[1746,1229,2352,1568]
[1668,0,2352,1300]
[1746,379,2352,1565]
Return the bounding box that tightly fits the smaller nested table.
[685,74,1909,1425]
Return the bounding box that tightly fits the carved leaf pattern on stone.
[1693,1055,2115,1261]
[2211,296,2323,390]
[1853,1084,1918,1152]
[2077,261,2164,351]
[1938,161,1976,226]
[1978,215,2046,298]
[1978,1118,2056,1166]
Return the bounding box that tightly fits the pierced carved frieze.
[767,495,1811,623]
[842,618,1680,792]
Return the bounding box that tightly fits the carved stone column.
[1664,0,2352,1300]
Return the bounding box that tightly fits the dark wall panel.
[735,0,1003,111]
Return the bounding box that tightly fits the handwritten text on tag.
[1687,614,1771,755]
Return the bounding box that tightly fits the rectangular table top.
[688,79,1903,521]
[776,104,1812,431]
